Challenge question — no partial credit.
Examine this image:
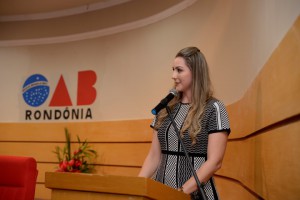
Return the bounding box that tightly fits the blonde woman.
[139,47,230,200]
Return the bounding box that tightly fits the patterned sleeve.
[207,101,231,134]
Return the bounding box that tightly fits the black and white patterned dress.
[151,98,230,200]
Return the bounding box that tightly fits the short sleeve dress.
[151,98,230,200]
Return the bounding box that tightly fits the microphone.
[151,89,178,115]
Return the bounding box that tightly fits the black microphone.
[151,89,178,115]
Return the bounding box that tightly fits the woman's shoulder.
[206,97,226,107]
[204,97,228,115]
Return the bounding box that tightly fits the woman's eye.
[172,67,182,72]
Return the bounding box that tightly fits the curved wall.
[214,16,300,199]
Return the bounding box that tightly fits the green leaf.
[65,128,71,160]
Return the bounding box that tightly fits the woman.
[138,47,230,199]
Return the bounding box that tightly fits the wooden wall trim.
[0,119,152,142]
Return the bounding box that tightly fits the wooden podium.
[45,172,190,200]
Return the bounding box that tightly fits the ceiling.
[0,0,197,46]
[0,0,140,21]
[0,0,112,15]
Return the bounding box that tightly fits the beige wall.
[0,0,299,122]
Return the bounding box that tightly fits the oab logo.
[22,70,97,121]
[22,74,50,107]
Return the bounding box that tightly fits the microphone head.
[169,88,178,96]
[151,89,178,115]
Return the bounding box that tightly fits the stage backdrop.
[0,0,299,122]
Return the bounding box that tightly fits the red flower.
[75,159,82,167]
[68,159,75,166]
[59,160,68,171]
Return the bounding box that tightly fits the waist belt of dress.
[161,150,206,158]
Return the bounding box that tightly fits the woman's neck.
[181,91,192,104]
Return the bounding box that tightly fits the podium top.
[45,172,190,200]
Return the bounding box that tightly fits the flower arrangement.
[53,128,97,173]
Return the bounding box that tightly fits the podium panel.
[51,189,150,200]
[45,172,190,200]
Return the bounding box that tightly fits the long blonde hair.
[154,47,213,144]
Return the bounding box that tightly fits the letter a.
[77,70,97,105]
[49,75,72,106]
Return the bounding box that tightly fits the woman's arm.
[180,131,228,194]
[138,130,162,178]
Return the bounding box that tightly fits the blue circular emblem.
[22,74,50,107]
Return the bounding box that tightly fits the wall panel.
[214,177,258,200]
[215,16,300,199]
[0,142,150,165]
[0,120,152,142]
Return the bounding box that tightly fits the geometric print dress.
[151,98,231,200]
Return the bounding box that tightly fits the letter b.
[77,70,97,106]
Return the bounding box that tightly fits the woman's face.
[172,57,192,94]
